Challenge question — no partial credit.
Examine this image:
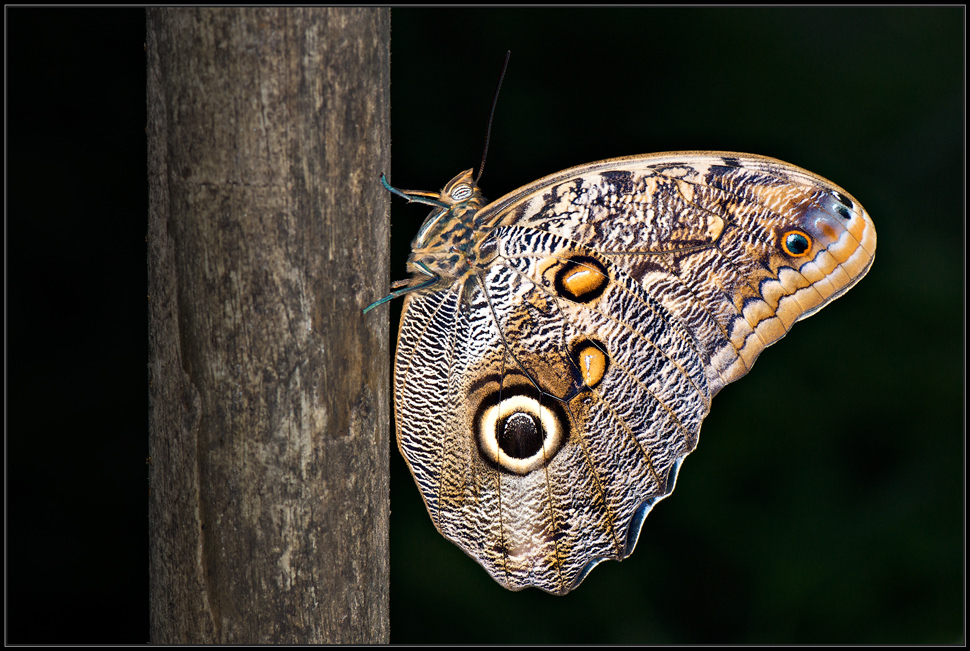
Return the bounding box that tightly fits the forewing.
[477,152,876,395]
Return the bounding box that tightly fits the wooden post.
[147,8,390,643]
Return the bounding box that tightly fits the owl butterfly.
[375,144,875,594]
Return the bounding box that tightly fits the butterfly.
[373,150,876,595]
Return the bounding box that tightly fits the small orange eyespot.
[782,230,812,257]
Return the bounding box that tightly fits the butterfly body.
[391,151,875,595]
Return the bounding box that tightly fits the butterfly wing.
[394,151,876,594]
[476,152,876,395]
[396,231,710,594]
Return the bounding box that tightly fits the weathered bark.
[147,8,390,643]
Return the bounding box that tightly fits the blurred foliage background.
[7,7,962,644]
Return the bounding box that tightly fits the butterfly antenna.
[475,51,511,184]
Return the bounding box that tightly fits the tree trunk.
[147,8,390,643]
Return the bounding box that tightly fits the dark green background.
[7,7,963,644]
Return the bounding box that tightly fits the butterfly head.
[409,170,486,246]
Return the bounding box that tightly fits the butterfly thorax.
[405,169,494,293]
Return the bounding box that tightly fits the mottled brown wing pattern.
[390,152,875,594]
[477,153,876,395]
[396,230,711,592]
